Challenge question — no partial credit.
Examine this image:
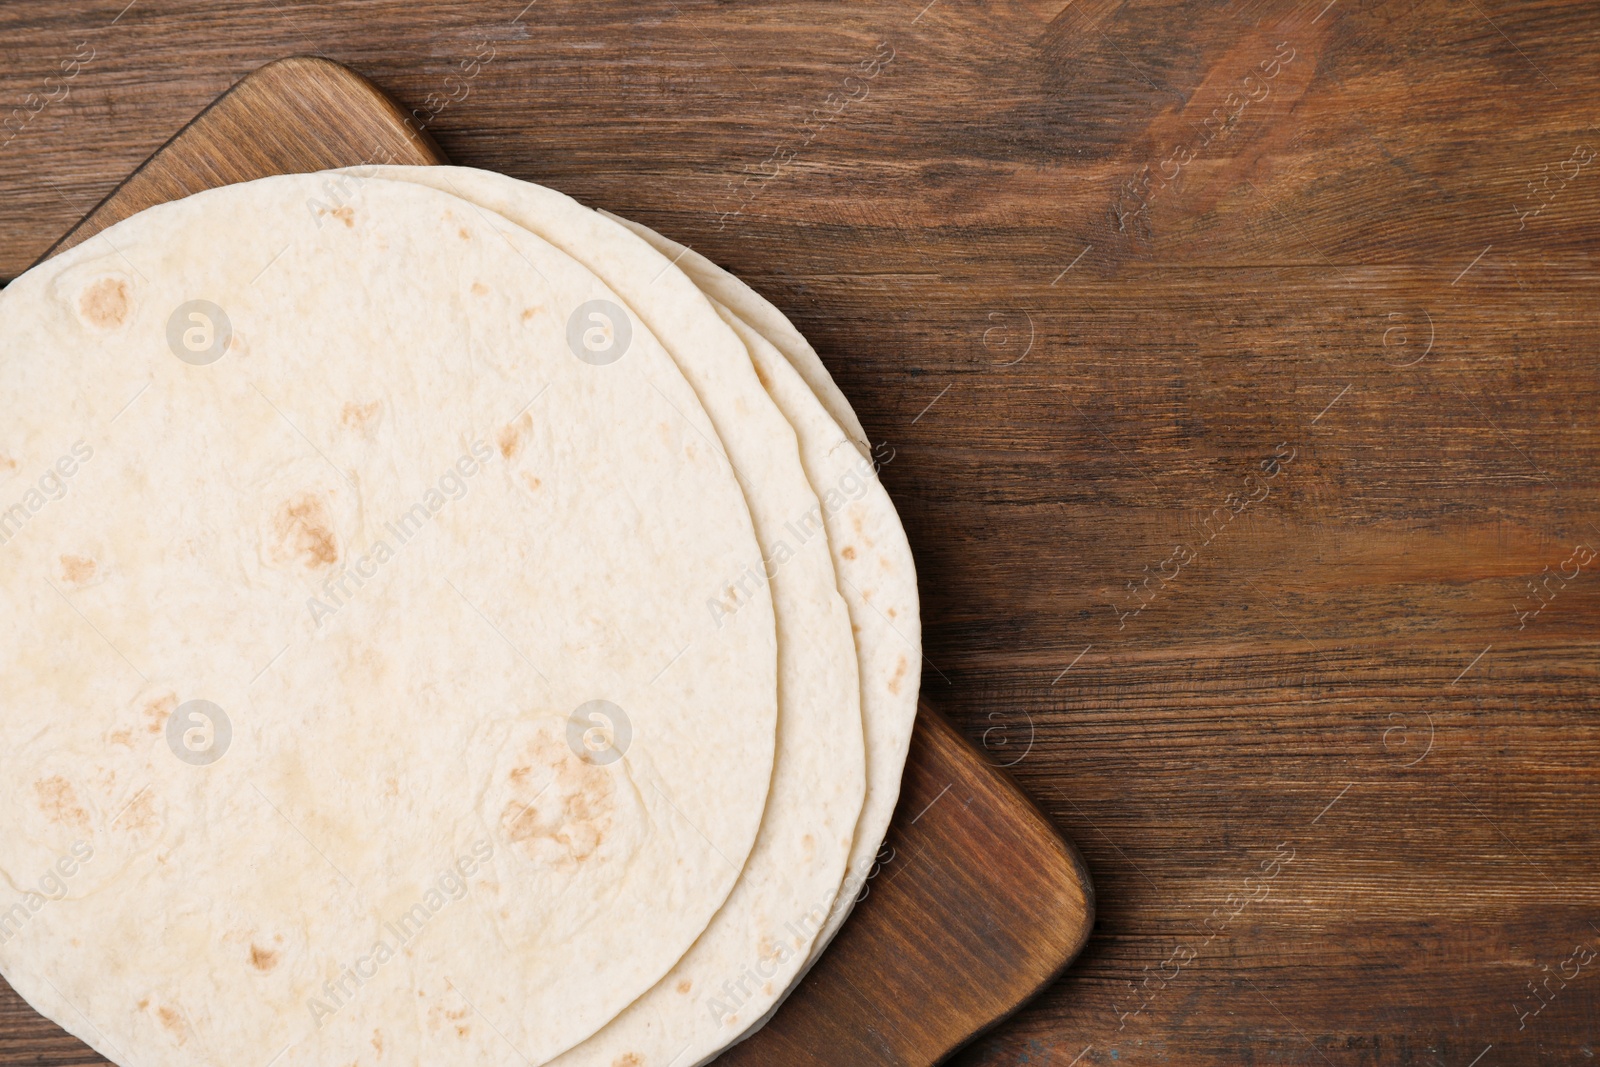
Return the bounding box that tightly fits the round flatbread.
[343,165,867,1067]
[0,174,778,1066]
[709,299,922,978]
[598,209,872,460]
[614,218,923,973]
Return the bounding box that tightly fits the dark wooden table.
[3,2,1598,1064]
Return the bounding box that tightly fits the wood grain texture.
[718,707,1094,1067]
[39,56,444,263]
[2,0,1599,1063]
[0,52,1091,1067]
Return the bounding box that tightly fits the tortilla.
[706,300,922,980]
[598,209,872,461]
[615,219,923,970]
[377,165,920,1056]
[0,174,779,1066]
[344,166,867,1067]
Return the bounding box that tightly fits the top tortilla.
[0,175,777,1066]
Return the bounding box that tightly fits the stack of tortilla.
[0,167,920,1067]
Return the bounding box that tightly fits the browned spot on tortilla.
[79,277,131,329]
[471,281,489,296]
[145,693,177,734]
[109,728,133,746]
[249,944,279,972]
[502,733,616,868]
[156,1005,187,1043]
[137,999,149,1010]
[276,494,339,569]
[841,546,857,560]
[118,788,157,833]
[852,514,865,534]
[802,833,815,860]
[497,429,519,460]
[676,980,692,994]
[331,206,355,228]
[340,401,382,431]
[458,227,471,240]
[0,453,16,473]
[614,1056,644,1067]
[887,607,898,619]
[520,306,543,323]
[59,554,97,584]
[372,1030,384,1054]
[887,654,909,696]
[34,776,90,830]
[498,414,531,460]
[712,585,746,618]
[520,473,542,493]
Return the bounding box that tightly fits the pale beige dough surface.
[0,174,778,1067]
[598,208,872,460]
[344,166,867,1067]
[615,219,924,972]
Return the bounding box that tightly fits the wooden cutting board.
[9,56,1093,1067]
